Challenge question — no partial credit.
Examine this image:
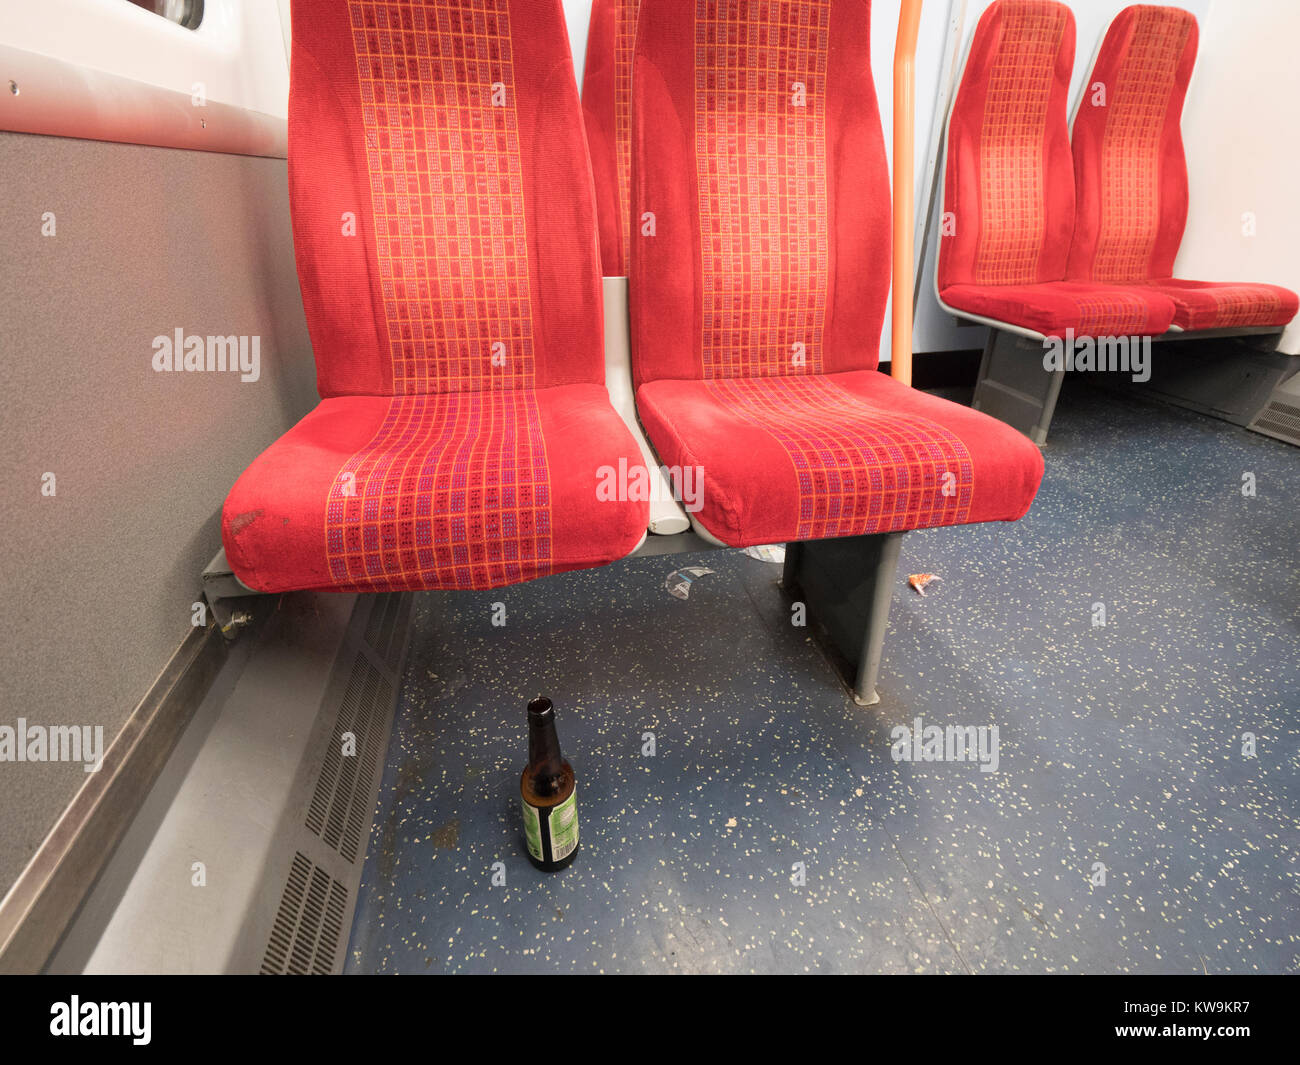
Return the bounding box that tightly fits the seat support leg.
[971,328,1064,445]
[780,531,905,706]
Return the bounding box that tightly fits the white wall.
[564,0,593,82]
[1178,0,1300,353]
[3,0,289,118]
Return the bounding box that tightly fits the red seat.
[1067,4,1298,331]
[629,0,1043,548]
[581,0,640,276]
[222,0,647,593]
[1133,280,1298,333]
[638,372,1041,547]
[937,0,1176,338]
[940,281,1173,339]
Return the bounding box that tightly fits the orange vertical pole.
[892,0,924,386]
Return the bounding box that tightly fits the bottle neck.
[527,700,565,795]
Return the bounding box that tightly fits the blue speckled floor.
[345,380,1300,974]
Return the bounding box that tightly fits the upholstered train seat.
[938,281,1174,339]
[225,388,647,592]
[222,0,647,592]
[937,0,1177,339]
[637,372,1042,547]
[629,0,1043,549]
[1126,280,1298,333]
[1066,4,1298,331]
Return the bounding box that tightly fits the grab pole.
[891,0,924,386]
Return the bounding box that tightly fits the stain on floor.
[345,381,1300,974]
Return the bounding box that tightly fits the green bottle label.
[521,799,544,861]
[522,788,578,864]
[548,789,579,862]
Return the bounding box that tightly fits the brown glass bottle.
[519,697,579,871]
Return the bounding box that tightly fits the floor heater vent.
[1247,372,1300,448]
[261,852,349,975]
[363,593,405,670]
[305,653,393,863]
[1250,399,1300,446]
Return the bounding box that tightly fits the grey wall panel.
[0,132,318,896]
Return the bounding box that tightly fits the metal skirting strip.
[0,619,234,974]
[46,591,412,975]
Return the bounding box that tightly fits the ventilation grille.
[305,653,392,863]
[1252,399,1300,445]
[261,852,349,975]
[363,593,405,670]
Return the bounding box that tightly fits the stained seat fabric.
[638,372,1043,547]
[222,0,647,593]
[937,0,1176,338]
[629,0,1043,548]
[941,281,1174,339]
[1134,280,1299,333]
[1067,4,1298,331]
[223,387,645,592]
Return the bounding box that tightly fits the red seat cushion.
[222,0,648,592]
[1142,280,1300,332]
[1066,5,1297,330]
[636,372,1044,547]
[941,281,1175,338]
[223,386,646,593]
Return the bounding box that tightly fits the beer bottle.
[520,697,579,871]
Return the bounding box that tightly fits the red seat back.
[581,0,640,276]
[1066,5,1198,283]
[288,0,603,397]
[629,0,890,390]
[939,0,1076,290]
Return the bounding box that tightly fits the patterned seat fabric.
[938,0,1176,338]
[940,281,1172,339]
[222,0,647,592]
[630,0,1043,548]
[581,0,640,275]
[1067,4,1298,331]
[1130,280,1299,333]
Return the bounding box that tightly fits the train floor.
[345,379,1300,974]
